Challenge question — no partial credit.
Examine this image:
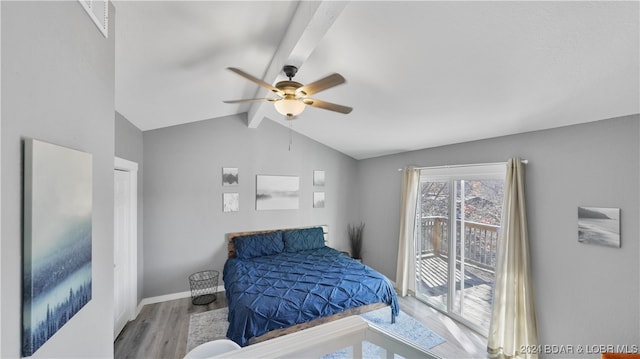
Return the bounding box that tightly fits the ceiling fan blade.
[303,98,352,114]
[296,73,346,97]
[227,67,283,95]
[223,98,279,104]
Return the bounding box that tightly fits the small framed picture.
[578,207,620,248]
[313,192,325,208]
[223,193,239,212]
[222,167,238,186]
[313,170,325,186]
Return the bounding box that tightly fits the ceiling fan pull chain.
[288,118,293,151]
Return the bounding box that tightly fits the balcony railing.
[215,316,441,359]
[420,216,499,270]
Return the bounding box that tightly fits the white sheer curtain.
[395,167,420,297]
[488,158,538,358]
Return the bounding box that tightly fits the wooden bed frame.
[248,302,387,345]
[225,225,390,345]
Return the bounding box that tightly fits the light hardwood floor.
[114,293,487,359]
[114,294,228,359]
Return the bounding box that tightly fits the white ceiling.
[114,1,639,160]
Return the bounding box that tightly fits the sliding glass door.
[414,164,505,334]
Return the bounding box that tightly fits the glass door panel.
[456,179,502,331]
[415,173,504,335]
[415,180,450,311]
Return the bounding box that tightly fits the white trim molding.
[114,157,138,326]
[135,286,226,317]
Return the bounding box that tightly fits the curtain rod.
[397,159,528,172]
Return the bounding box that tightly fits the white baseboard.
[135,285,225,317]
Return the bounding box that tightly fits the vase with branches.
[347,222,365,260]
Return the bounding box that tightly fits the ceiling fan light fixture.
[224,66,352,118]
[274,97,305,118]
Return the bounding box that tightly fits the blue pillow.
[283,227,325,252]
[234,231,284,259]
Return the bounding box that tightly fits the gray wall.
[116,111,143,164]
[142,114,359,297]
[357,114,640,354]
[1,1,115,358]
[115,111,145,304]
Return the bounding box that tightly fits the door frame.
[414,163,506,336]
[114,157,138,338]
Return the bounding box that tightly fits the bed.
[223,226,399,347]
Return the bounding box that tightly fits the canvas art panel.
[223,193,239,212]
[578,207,620,248]
[314,192,325,208]
[23,139,93,356]
[256,175,300,210]
[222,167,238,186]
[313,170,325,186]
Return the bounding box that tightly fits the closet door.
[114,169,131,338]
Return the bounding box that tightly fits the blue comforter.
[223,246,399,346]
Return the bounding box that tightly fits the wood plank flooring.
[114,294,228,359]
[114,293,487,359]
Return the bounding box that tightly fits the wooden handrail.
[420,217,499,269]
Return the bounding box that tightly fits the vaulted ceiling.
[114,1,639,160]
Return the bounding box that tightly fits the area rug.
[186,308,230,352]
[186,307,445,356]
[321,307,446,358]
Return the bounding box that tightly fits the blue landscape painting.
[23,139,93,356]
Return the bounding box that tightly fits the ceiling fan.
[224,65,353,119]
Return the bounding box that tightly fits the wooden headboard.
[226,225,329,259]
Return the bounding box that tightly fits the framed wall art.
[578,206,620,248]
[313,192,325,208]
[223,193,240,212]
[23,139,93,356]
[313,170,325,186]
[256,175,299,210]
[222,167,238,186]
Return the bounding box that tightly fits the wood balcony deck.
[417,252,494,331]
